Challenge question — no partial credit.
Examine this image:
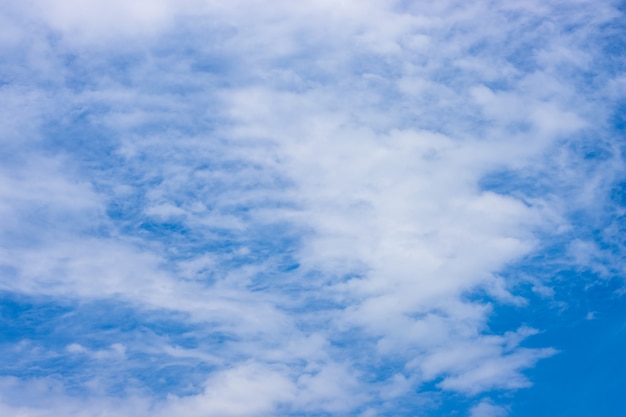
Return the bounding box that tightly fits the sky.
[0,0,625,416]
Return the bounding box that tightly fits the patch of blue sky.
[449,227,625,416]
[0,294,231,397]
[496,275,626,416]
[479,170,550,202]
[41,117,121,170]
[611,102,626,133]
[468,182,626,416]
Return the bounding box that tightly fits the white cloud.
[66,343,126,360]
[161,362,296,417]
[469,400,508,417]
[0,0,623,415]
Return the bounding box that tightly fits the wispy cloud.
[0,0,624,416]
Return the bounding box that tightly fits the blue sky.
[0,0,625,416]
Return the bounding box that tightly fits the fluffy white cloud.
[469,400,508,417]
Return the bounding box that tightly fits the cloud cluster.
[0,0,623,416]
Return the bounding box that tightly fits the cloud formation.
[0,0,624,416]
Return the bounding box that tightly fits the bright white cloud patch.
[0,0,624,416]
[470,400,508,417]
